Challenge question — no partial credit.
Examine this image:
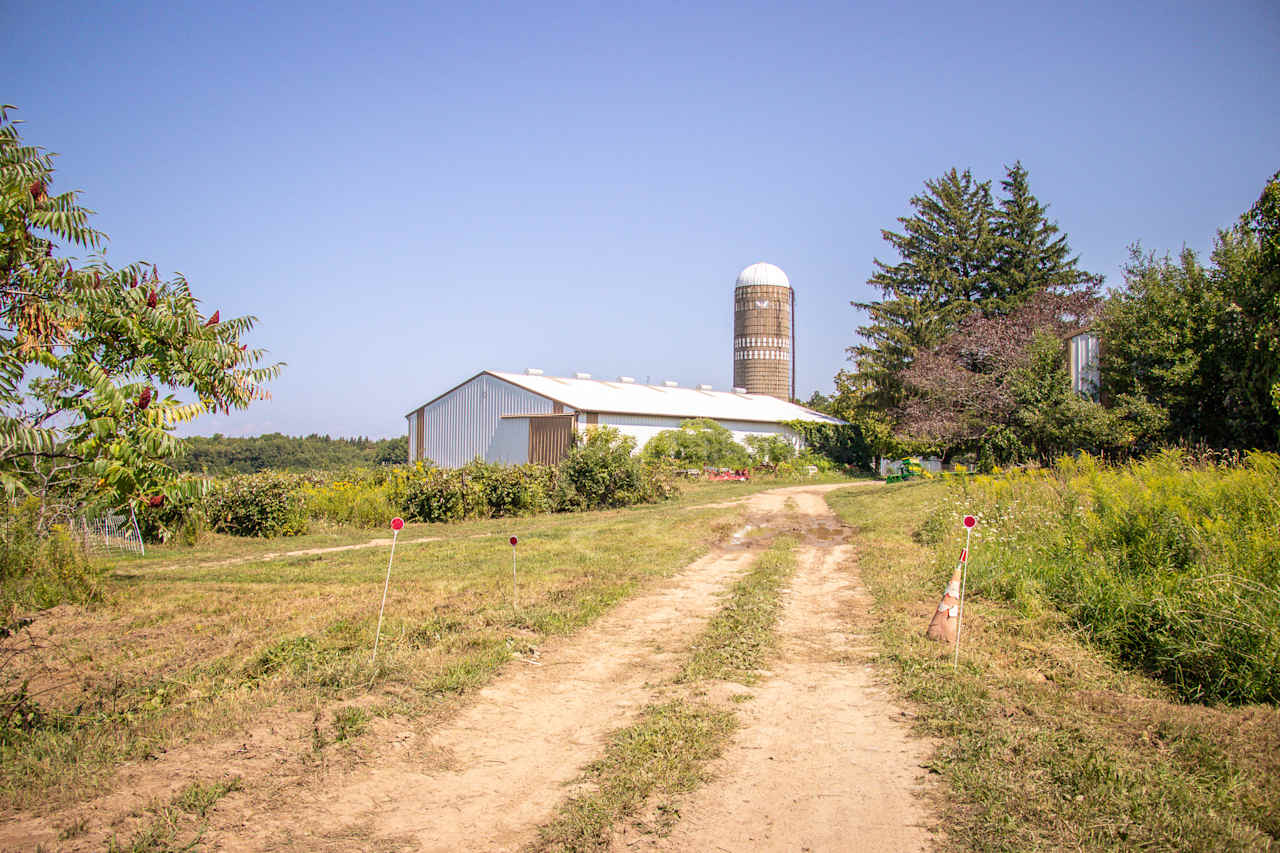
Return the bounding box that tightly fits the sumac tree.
[0,106,281,526]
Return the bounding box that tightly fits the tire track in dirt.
[137,535,445,573]
[207,487,867,852]
[0,484,887,852]
[207,543,770,850]
[620,491,935,852]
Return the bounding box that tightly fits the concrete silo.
[732,262,793,400]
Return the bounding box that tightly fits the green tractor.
[884,458,924,484]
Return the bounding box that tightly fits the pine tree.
[990,162,1097,313]
[848,168,998,409]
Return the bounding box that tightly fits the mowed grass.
[827,481,1280,852]
[1,482,767,813]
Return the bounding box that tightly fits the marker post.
[509,536,519,613]
[371,517,404,666]
[953,515,976,668]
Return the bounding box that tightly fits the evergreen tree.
[848,168,998,409]
[991,162,1098,312]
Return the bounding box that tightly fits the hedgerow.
[150,427,677,536]
[1,500,104,615]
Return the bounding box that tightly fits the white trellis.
[74,507,145,556]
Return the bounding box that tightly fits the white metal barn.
[405,370,844,468]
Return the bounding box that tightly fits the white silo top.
[736,262,790,288]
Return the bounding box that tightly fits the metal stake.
[371,525,401,666]
[953,523,974,669]
[511,538,519,613]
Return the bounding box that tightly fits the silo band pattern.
[733,282,792,400]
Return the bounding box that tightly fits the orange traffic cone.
[925,564,963,643]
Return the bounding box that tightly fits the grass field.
[11,469,1273,851]
[828,480,1280,851]
[1,479,793,814]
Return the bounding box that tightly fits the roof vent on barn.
[524,368,544,375]
[663,380,679,387]
[618,376,635,383]
[574,372,592,380]
[696,384,713,391]
[732,386,748,394]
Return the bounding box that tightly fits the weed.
[331,706,368,742]
[173,777,242,816]
[931,451,1280,703]
[530,701,736,852]
[56,816,88,840]
[105,777,239,852]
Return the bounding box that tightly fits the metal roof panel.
[485,371,844,425]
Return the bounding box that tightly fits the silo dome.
[735,262,790,289]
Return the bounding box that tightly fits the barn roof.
[476,371,845,425]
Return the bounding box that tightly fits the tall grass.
[926,451,1280,705]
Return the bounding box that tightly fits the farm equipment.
[884,458,923,483]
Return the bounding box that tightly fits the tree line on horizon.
[809,162,1280,466]
[175,433,408,475]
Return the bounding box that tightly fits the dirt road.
[5,483,935,852]
[622,491,935,851]
[221,482,933,851]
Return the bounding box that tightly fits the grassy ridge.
[926,451,1280,704]
[677,539,798,683]
[533,537,799,852]
[828,481,1280,851]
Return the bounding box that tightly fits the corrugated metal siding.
[419,374,553,467]
[598,414,801,454]
[489,417,530,465]
[1069,333,1101,399]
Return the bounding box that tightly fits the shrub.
[465,460,552,517]
[1,501,103,615]
[782,419,878,472]
[642,419,749,469]
[744,434,797,467]
[204,472,308,537]
[134,490,207,544]
[557,427,663,510]
[401,466,487,523]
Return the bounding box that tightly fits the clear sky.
[5,0,1277,438]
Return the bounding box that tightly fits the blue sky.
[5,0,1278,438]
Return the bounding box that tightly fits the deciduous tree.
[1099,172,1280,451]
[0,106,281,523]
